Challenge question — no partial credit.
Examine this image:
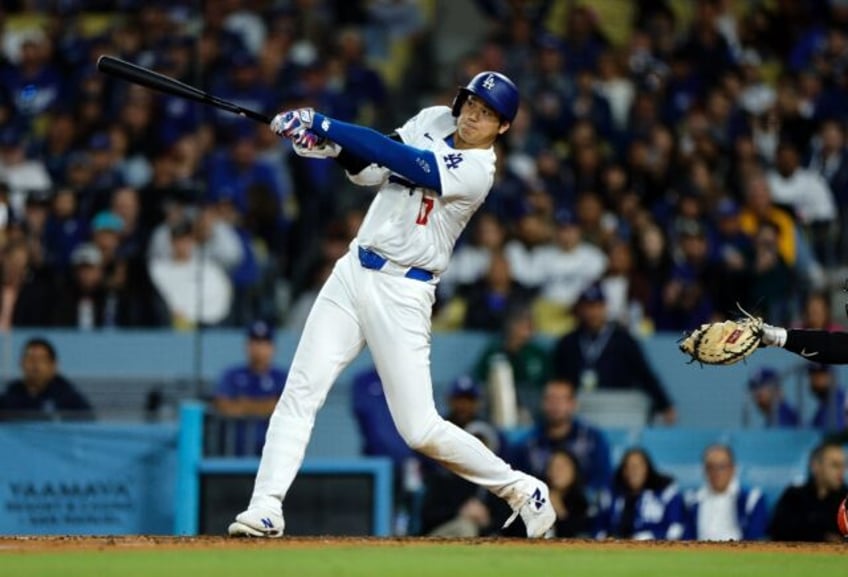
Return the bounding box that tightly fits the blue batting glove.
[270,108,314,138]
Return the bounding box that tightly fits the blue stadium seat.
[601,427,641,468]
[638,428,731,491]
[730,429,822,508]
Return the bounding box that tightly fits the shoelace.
[501,495,530,530]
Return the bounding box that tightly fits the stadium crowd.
[1,0,848,333]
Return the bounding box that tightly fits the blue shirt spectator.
[747,366,800,428]
[509,379,611,492]
[595,448,685,540]
[807,364,847,433]
[683,445,768,541]
[213,320,287,455]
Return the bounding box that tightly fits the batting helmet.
[451,71,519,123]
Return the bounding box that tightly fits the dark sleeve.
[767,488,800,541]
[550,335,580,383]
[623,333,673,412]
[784,329,848,364]
[332,131,403,175]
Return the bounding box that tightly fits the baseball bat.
[96,55,272,124]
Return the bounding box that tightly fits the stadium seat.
[730,429,821,508]
[638,428,731,491]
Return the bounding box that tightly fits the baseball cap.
[449,376,480,399]
[716,198,740,219]
[807,363,832,375]
[70,243,103,267]
[88,132,111,152]
[748,367,779,391]
[578,282,606,304]
[554,207,578,227]
[247,320,275,341]
[91,211,124,233]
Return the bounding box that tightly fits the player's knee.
[398,416,441,453]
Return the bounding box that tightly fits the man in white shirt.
[537,208,607,308]
[767,140,837,226]
[684,444,768,541]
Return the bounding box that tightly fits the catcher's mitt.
[679,312,764,366]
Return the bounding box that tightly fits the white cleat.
[503,476,556,538]
[227,509,285,538]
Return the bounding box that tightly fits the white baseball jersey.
[352,106,496,274]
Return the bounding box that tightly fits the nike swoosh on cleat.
[800,348,819,357]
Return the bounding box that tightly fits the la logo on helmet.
[482,74,496,90]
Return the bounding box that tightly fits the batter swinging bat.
[96,55,272,124]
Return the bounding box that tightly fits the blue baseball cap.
[748,367,779,391]
[247,320,275,341]
[449,376,480,399]
[91,211,124,233]
[578,282,606,304]
[554,207,578,227]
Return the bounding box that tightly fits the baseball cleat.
[503,476,556,538]
[228,509,285,538]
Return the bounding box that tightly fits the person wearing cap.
[746,366,800,428]
[806,364,847,434]
[52,243,109,329]
[418,376,504,537]
[536,207,607,309]
[551,281,676,424]
[213,321,287,456]
[148,217,233,327]
[0,123,52,219]
[711,197,754,317]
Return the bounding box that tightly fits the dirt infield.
[0,536,845,555]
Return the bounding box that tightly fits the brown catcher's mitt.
[679,312,764,365]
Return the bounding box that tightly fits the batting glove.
[270,108,314,138]
[292,130,341,158]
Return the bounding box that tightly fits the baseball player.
[227,72,556,538]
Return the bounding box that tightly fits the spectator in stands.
[595,448,685,541]
[545,448,590,538]
[462,251,533,333]
[439,211,506,301]
[805,364,847,434]
[551,282,676,424]
[212,320,287,456]
[509,378,611,493]
[797,291,843,332]
[536,208,607,311]
[683,444,768,541]
[43,187,87,271]
[419,376,504,537]
[148,218,233,328]
[767,139,837,262]
[0,337,92,421]
[769,441,847,542]
[746,366,800,428]
[0,239,52,328]
[473,303,550,415]
[53,243,110,329]
[0,123,51,219]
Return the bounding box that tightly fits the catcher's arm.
[773,328,848,364]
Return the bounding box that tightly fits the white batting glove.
[270,108,314,138]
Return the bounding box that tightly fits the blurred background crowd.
[4,0,848,335]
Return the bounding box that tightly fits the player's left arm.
[272,109,443,192]
[784,329,848,363]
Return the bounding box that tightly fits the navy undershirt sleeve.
[311,113,442,193]
[784,329,848,364]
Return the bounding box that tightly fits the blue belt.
[357,246,434,282]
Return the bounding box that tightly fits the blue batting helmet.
[451,71,519,123]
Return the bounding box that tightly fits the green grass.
[1,543,846,577]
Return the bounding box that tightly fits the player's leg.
[361,275,554,537]
[230,255,365,536]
